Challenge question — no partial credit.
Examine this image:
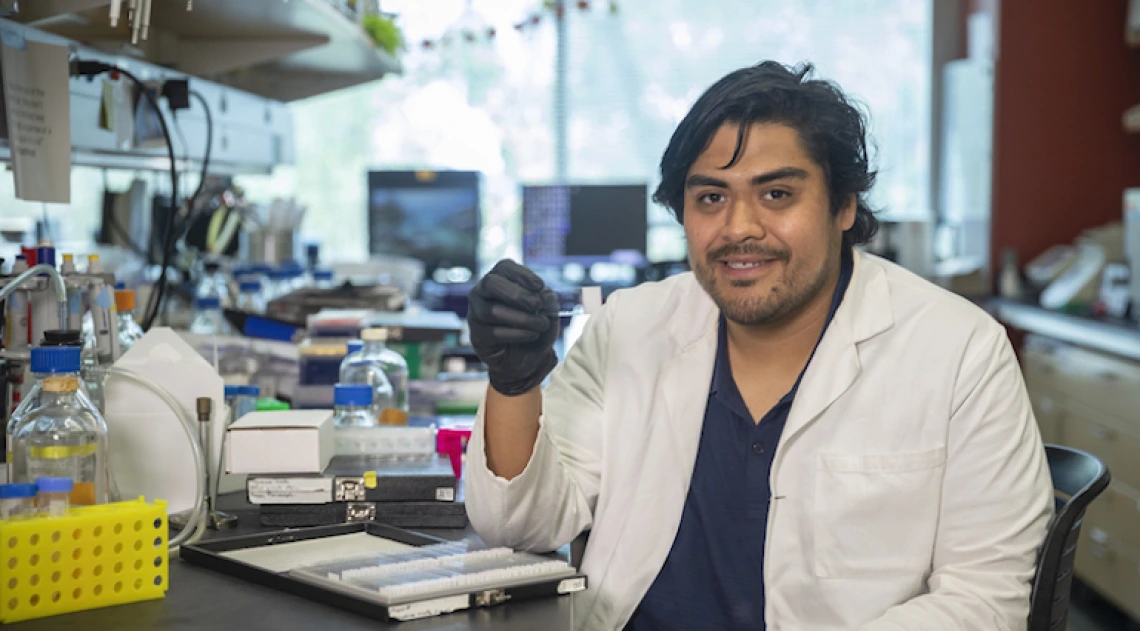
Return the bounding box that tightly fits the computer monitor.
[522,184,648,267]
[368,171,480,280]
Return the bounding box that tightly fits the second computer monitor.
[522,184,648,266]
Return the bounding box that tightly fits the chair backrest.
[1027,445,1110,631]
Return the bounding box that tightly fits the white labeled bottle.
[8,346,109,505]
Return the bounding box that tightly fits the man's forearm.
[484,385,542,480]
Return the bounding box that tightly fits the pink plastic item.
[437,425,473,478]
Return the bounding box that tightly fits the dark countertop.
[991,298,1140,362]
[5,495,577,631]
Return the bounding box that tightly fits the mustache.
[706,242,788,263]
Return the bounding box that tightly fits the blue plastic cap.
[313,270,333,281]
[346,340,363,354]
[196,297,221,309]
[335,383,373,407]
[240,385,261,397]
[239,280,261,292]
[35,477,73,493]
[0,483,37,499]
[267,269,291,280]
[224,385,243,398]
[30,346,81,374]
[115,281,126,290]
[36,247,55,267]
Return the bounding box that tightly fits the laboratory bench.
[5,494,576,631]
[992,298,1140,624]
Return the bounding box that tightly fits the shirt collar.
[709,247,854,400]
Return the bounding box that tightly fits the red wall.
[987,0,1140,269]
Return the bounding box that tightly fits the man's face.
[683,122,855,327]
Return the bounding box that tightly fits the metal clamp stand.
[171,397,237,531]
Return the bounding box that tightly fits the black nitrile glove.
[467,260,561,396]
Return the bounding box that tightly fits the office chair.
[1027,445,1110,631]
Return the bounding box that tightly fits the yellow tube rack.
[0,498,168,623]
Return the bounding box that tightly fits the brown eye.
[698,192,725,204]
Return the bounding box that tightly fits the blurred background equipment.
[0,0,1137,627]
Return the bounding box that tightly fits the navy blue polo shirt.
[627,251,853,631]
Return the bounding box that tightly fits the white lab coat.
[465,251,1053,631]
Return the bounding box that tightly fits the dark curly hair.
[653,61,879,248]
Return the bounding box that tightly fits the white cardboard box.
[226,410,334,474]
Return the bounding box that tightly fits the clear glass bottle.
[190,297,228,335]
[338,337,396,424]
[115,288,145,353]
[352,328,408,419]
[312,269,335,290]
[262,269,293,303]
[197,261,231,307]
[236,280,266,313]
[7,331,99,452]
[9,346,109,505]
[332,383,375,429]
[339,339,363,374]
[224,385,260,426]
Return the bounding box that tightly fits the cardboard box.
[227,410,334,474]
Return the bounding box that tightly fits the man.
[464,61,1052,631]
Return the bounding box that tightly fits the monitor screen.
[368,171,480,278]
[522,184,648,266]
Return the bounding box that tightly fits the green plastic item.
[435,400,480,415]
[255,398,290,411]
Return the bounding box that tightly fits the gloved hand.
[467,260,561,396]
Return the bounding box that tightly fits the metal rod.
[0,263,68,331]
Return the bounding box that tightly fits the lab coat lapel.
[659,290,719,491]
[783,252,893,441]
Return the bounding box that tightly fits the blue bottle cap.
[0,483,38,499]
[35,477,73,493]
[240,385,261,397]
[239,280,261,293]
[30,346,81,374]
[313,270,333,281]
[335,383,373,407]
[267,269,291,281]
[36,247,55,268]
[224,385,243,398]
[195,297,221,309]
[346,340,363,354]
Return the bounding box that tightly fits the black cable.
[186,91,214,215]
[73,60,179,330]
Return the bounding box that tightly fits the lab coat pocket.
[813,446,946,579]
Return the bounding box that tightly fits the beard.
[691,241,835,327]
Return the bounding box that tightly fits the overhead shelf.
[11,0,401,102]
